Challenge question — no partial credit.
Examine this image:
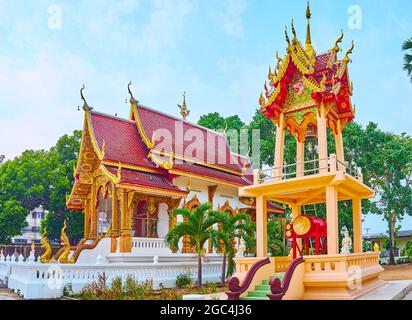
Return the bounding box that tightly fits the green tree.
[42,130,83,244]
[216,211,254,286]
[198,113,226,130]
[402,38,412,82]
[0,200,28,243]
[267,218,286,257]
[165,203,221,288]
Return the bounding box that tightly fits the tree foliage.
[402,38,412,82]
[165,203,221,288]
[0,130,83,245]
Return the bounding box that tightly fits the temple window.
[133,201,158,238]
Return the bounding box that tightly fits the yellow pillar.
[334,120,345,171]
[256,196,268,258]
[296,139,305,177]
[352,198,363,253]
[120,191,132,253]
[317,102,328,173]
[326,186,339,255]
[274,113,285,180]
[83,199,90,239]
[111,186,119,253]
[90,184,98,239]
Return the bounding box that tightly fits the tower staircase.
[240,273,285,300]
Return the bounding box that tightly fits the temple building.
[65,84,283,258]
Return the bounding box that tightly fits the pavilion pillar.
[119,190,132,253]
[352,198,363,253]
[111,185,119,253]
[83,199,90,239]
[296,139,305,177]
[317,102,328,174]
[334,120,345,171]
[325,185,339,255]
[274,113,285,180]
[90,184,98,239]
[256,196,268,258]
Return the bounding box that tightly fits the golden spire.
[305,1,316,58]
[177,92,190,120]
[333,29,344,54]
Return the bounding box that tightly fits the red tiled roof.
[136,105,243,174]
[89,112,156,169]
[105,166,187,195]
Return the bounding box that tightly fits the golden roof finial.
[276,51,282,65]
[80,85,93,112]
[333,29,344,54]
[344,40,355,64]
[268,66,273,80]
[291,19,297,42]
[177,91,190,120]
[305,1,316,58]
[128,81,139,106]
[285,26,291,46]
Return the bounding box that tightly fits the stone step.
[255,284,271,291]
[241,296,269,301]
[358,280,412,300]
[248,290,270,298]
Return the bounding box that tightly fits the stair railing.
[226,257,271,300]
[267,256,304,300]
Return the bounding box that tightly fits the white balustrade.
[3,258,221,299]
[131,237,172,254]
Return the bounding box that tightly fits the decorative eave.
[118,183,188,199]
[148,151,174,170]
[168,169,246,188]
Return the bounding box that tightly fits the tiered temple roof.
[259,3,355,142]
[66,86,284,213]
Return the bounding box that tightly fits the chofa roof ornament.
[80,84,93,112]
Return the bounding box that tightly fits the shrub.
[406,241,412,260]
[78,273,153,300]
[176,272,192,288]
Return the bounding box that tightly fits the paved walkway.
[0,288,21,300]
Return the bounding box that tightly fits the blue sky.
[0,0,411,233]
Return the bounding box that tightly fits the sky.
[0,0,411,234]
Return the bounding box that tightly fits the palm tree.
[267,219,286,257]
[215,211,255,286]
[165,203,221,288]
[402,38,412,82]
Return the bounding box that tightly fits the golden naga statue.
[40,228,52,263]
[59,221,72,264]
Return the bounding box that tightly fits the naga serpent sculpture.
[40,228,52,263]
[58,221,71,264]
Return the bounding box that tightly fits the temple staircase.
[240,273,285,300]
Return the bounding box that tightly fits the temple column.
[334,120,345,171]
[256,196,268,258]
[326,185,339,254]
[90,184,98,239]
[274,113,285,180]
[111,185,119,253]
[119,190,132,253]
[352,198,363,253]
[317,102,328,174]
[83,199,90,239]
[296,139,305,177]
